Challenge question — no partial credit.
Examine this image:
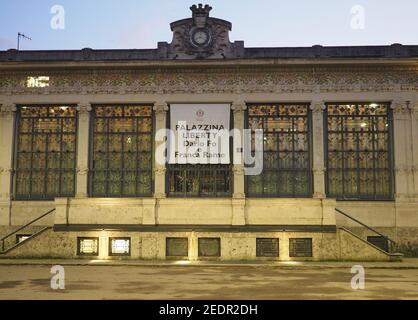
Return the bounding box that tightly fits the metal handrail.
[335,208,396,245]
[0,208,55,251]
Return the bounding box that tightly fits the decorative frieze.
[1,66,417,95]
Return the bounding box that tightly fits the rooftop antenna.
[17,32,32,50]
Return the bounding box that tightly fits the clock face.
[192,29,210,46]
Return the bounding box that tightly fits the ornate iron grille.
[14,105,77,200]
[168,164,232,197]
[89,105,153,197]
[246,104,312,197]
[325,103,394,200]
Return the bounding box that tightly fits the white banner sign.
[169,104,231,164]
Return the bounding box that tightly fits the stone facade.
[0,5,417,260]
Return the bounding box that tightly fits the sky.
[0,0,417,51]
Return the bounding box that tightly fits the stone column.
[231,101,246,226]
[310,101,326,199]
[153,102,169,200]
[0,103,16,225]
[75,103,92,198]
[392,100,414,201]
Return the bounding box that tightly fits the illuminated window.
[27,76,50,88]
[198,238,221,257]
[77,237,99,256]
[14,105,77,200]
[246,104,312,197]
[289,238,312,257]
[325,103,394,200]
[90,105,153,197]
[109,238,131,256]
[16,234,31,244]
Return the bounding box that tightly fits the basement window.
[77,237,99,256]
[26,76,50,88]
[16,234,31,244]
[166,238,189,258]
[109,238,131,256]
[289,238,313,257]
[198,238,221,257]
[256,238,279,257]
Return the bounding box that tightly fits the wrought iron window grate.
[325,103,394,200]
[246,104,312,197]
[89,105,153,197]
[14,105,77,200]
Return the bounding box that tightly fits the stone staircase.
[335,208,403,261]
[0,209,55,255]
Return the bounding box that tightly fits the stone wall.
[0,228,390,261]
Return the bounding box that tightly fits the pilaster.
[153,102,169,200]
[391,100,414,201]
[231,101,247,225]
[75,103,92,198]
[411,101,418,200]
[0,103,16,225]
[310,101,326,199]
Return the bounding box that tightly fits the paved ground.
[0,261,418,299]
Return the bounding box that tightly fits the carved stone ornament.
[153,103,169,115]
[391,100,410,114]
[76,103,92,113]
[154,167,167,175]
[233,165,245,176]
[0,65,417,96]
[312,166,326,175]
[166,4,238,59]
[412,101,418,117]
[231,102,247,114]
[310,101,326,114]
[0,103,17,115]
[76,167,89,175]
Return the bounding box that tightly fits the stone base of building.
[0,226,398,261]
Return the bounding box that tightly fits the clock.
[191,28,211,47]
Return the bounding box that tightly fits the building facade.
[0,5,417,260]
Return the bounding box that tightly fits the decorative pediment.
[159,4,244,60]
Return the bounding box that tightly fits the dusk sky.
[1,0,417,51]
